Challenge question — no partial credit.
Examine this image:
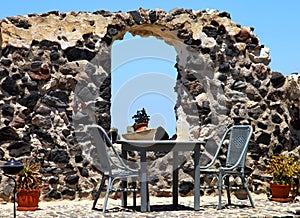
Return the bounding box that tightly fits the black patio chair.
[87,125,139,212]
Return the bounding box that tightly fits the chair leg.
[147,181,150,211]
[218,172,223,210]
[225,176,231,205]
[132,181,137,209]
[241,176,255,208]
[92,174,107,210]
[103,177,113,213]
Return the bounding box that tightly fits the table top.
[117,140,205,152]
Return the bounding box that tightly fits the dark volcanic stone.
[256,132,271,145]
[1,58,12,67]
[8,17,31,29]
[78,166,89,177]
[24,81,38,91]
[101,34,112,45]
[2,104,14,117]
[129,10,145,24]
[271,71,286,88]
[179,180,194,195]
[273,144,283,155]
[61,187,76,196]
[217,73,227,82]
[1,76,19,95]
[149,10,157,23]
[41,94,68,108]
[252,80,261,89]
[50,90,70,104]
[49,148,70,163]
[184,38,201,47]
[107,26,119,36]
[31,60,42,71]
[49,176,59,184]
[50,51,60,61]
[219,62,230,73]
[92,10,112,17]
[202,26,218,39]
[0,68,9,79]
[0,126,20,142]
[218,11,231,18]
[45,189,61,199]
[33,128,54,144]
[257,122,268,130]
[291,118,300,130]
[18,91,40,110]
[7,141,32,157]
[218,25,226,35]
[85,41,95,50]
[64,174,79,185]
[64,47,96,62]
[272,114,283,124]
[75,153,84,163]
[226,44,240,57]
[0,148,4,160]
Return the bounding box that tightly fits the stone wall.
[0,8,299,201]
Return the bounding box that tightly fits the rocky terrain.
[0,8,299,201]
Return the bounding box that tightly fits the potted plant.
[266,154,300,202]
[16,158,42,211]
[132,108,150,131]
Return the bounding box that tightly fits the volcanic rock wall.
[0,8,299,200]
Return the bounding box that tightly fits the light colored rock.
[249,47,271,64]
[1,12,110,49]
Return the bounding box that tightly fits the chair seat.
[110,170,139,178]
[200,168,244,174]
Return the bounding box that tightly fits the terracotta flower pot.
[133,122,148,131]
[17,189,40,211]
[270,183,292,202]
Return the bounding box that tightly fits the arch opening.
[111,32,178,137]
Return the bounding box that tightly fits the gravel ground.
[1,194,300,218]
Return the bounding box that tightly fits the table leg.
[173,151,178,208]
[194,144,200,210]
[121,149,127,208]
[140,150,149,212]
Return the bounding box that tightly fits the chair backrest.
[87,125,113,175]
[86,125,137,175]
[225,125,253,170]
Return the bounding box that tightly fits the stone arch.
[79,9,266,141]
[0,8,299,200]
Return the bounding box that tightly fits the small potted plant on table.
[132,108,150,131]
[266,154,300,202]
[16,158,42,211]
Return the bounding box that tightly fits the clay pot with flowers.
[266,154,300,202]
[16,158,42,211]
[132,108,150,132]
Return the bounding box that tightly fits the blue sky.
[1,1,299,136]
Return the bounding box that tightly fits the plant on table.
[132,108,150,131]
